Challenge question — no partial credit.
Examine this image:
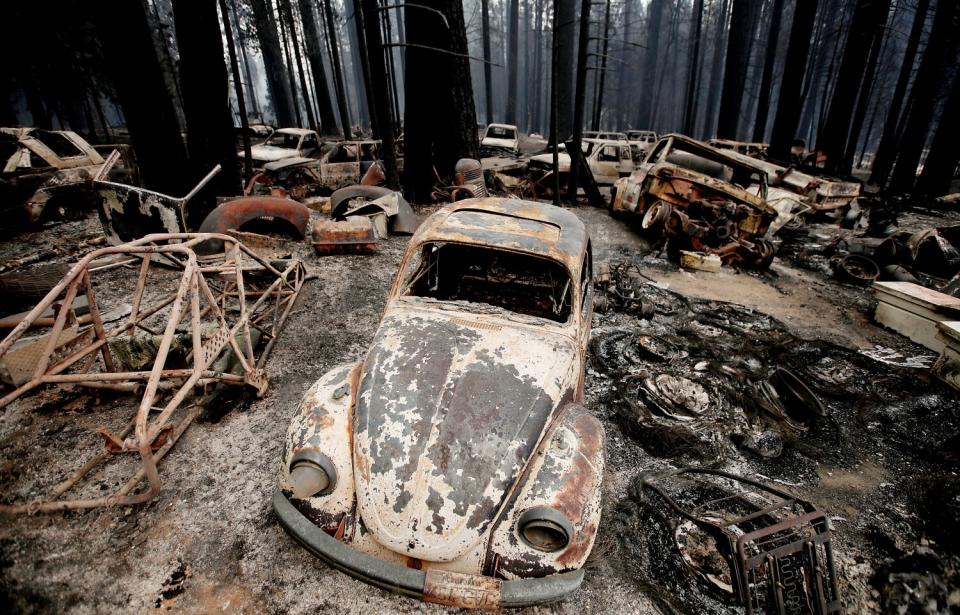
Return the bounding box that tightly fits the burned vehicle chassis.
[0,234,306,514]
[614,135,778,269]
[641,468,841,615]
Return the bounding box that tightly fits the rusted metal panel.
[423,569,502,609]
[197,196,310,252]
[311,217,378,255]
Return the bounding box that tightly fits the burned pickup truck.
[612,134,778,269]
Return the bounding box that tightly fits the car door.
[590,145,621,184]
[618,145,635,176]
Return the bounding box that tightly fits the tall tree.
[683,0,705,136]
[220,0,252,179]
[568,0,592,199]
[94,0,188,195]
[350,0,376,135]
[768,0,819,163]
[751,0,784,142]
[505,0,520,124]
[840,1,890,173]
[249,0,295,126]
[279,0,318,132]
[869,0,930,185]
[615,0,635,130]
[171,0,241,218]
[322,0,353,138]
[403,0,479,201]
[481,0,494,124]
[298,0,337,135]
[716,0,757,139]
[916,72,960,196]
[591,0,613,131]
[361,1,397,183]
[636,0,665,129]
[554,0,576,141]
[702,0,730,138]
[821,0,889,174]
[889,1,960,193]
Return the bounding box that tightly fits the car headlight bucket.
[289,450,337,498]
[517,507,574,552]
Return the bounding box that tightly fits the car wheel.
[640,201,671,238]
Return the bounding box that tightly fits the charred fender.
[198,196,310,252]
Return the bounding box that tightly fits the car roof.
[411,198,588,275]
[486,123,517,130]
[275,128,314,136]
[659,133,768,173]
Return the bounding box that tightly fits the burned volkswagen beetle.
[273,198,605,609]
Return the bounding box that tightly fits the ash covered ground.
[1,206,958,614]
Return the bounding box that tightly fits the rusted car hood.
[353,302,576,562]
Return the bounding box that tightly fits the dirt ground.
[1,204,958,614]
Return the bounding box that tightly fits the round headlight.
[517,507,574,552]
[288,450,337,498]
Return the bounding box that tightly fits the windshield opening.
[264,133,302,149]
[486,126,516,139]
[402,242,572,323]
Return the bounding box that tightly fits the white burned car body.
[274,198,605,609]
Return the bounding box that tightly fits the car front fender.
[279,362,360,532]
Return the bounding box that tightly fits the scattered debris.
[311,217,378,255]
[932,321,960,390]
[873,281,960,352]
[0,233,307,513]
[197,195,310,252]
[679,250,721,273]
[330,186,420,235]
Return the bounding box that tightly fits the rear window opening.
[486,126,516,140]
[33,130,85,159]
[402,242,572,323]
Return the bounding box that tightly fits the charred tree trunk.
[345,0,368,127]
[172,0,241,222]
[636,0,665,129]
[703,0,730,138]
[568,0,591,199]
[869,0,930,186]
[592,0,612,131]
[351,0,377,136]
[481,0,494,124]
[716,0,756,139]
[751,0,783,142]
[505,0,520,125]
[768,0,818,163]
[228,0,260,117]
[321,0,353,138]
[840,2,890,173]
[532,0,544,132]
[220,0,252,179]
[889,1,960,194]
[821,0,888,174]
[402,0,479,201]
[95,0,188,195]
[916,72,960,196]
[361,1,397,186]
[683,0,705,136]
[279,0,318,132]
[554,0,576,141]
[298,0,337,135]
[250,0,295,126]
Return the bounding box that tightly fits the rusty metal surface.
[311,218,378,255]
[641,468,841,615]
[423,569,502,609]
[278,199,604,599]
[0,233,306,514]
[197,196,310,250]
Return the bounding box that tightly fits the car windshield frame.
[396,240,577,325]
[264,132,303,150]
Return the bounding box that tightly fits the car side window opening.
[620,147,631,161]
[301,136,317,151]
[265,133,302,149]
[599,146,619,162]
[33,130,85,158]
[403,242,573,323]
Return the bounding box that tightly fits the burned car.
[247,127,320,166]
[245,140,386,198]
[612,134,779,269]
[274,198,605,609]
[1,127,106,224]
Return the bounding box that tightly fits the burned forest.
[2,0,960,613]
